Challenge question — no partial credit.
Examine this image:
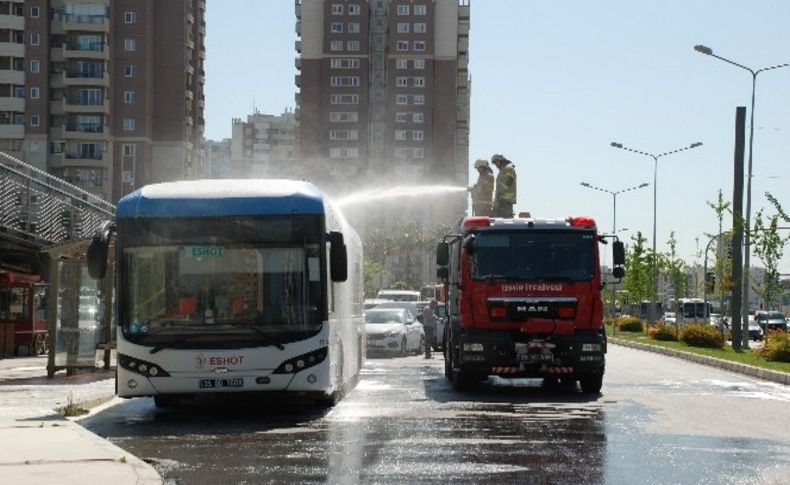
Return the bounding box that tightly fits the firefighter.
[491,154,517,218]
[469,158,494,216]
[421,300,438,358]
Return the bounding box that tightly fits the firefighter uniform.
[492,154,517,218]
[470,159,494,216]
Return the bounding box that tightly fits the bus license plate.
[199,378,244,389]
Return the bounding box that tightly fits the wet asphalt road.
[82,345,790,484]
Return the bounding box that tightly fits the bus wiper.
[211,321,286,350]
[149,334,205,354]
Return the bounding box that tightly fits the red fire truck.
[436,216,625,393]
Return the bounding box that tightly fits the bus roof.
[116,179,327,219]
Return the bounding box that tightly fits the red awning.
[0,271,42,288]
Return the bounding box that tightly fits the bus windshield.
[470,231,596,282]
[119,216,325,347]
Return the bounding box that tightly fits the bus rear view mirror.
[329,231,348,282]
[436,242,449,266]
[613,241,625,266]
[87,222,114,280]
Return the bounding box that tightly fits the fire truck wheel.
[579,373,604,394]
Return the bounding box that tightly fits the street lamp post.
[580,181,649,328]
[610,141,703,325]
[693,44,790,349]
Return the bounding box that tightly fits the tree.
[621,231,654,309]
[664,232,687,304]
[705,189,733,311]
[751,209,786,310]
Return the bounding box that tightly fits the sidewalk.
[0,356,162,485]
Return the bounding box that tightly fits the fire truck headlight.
[463,343,484,352]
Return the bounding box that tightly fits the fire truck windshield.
[469,231,596,282]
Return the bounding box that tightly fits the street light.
[580,181,649,327]
[610,141,703,324]
[580,181,649,235]
[693,44,790,348]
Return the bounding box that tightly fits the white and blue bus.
[88,180,364,407]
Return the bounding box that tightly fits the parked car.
[364,299,388,310]
[754,311,787,333]
[663,312,677,325]
[376,289,421,302]
[365,308,424,356]
[748,316,764,341]
[375,301,421,320]
[709,313,722,326]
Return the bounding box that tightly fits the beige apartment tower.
[295,0,470,190]
[4,0,205,202]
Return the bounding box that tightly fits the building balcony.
[0,69,24,85]
[64,70,110,87]
[198,44,206,59]
[63,15,110,32]
[49,71,65,88]
[295,40,301,53]
[457,74,469,88]
[0,41,24,58]
[458,37,468,53]
[459,4,470,20]
[294,92,300,105]
[61,152,105,167]
[64,42,109,60]
[198,0,206,10]
[65,100,109,114]
[63,124,109,141]
[187,9,195,24]
[295,21,301,36]
[50,46,65,63]
[0,124,24,138]
[458,54,468,71]
[0,96,24,112]
[295,0,301,19]
[186,61,194,75]
[185,88,194,100]
[459,21,469,37]
[295,57,301,69]
[50,97,65,115]
[295,74,301,87]
[0,14,25,31]
[200,20,206,35]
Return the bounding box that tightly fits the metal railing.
[0,151,114,248]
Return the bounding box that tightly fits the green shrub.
[616,316,644,332]
[679,324,724,348]
[754,330,790,362]
[649,324,677,341]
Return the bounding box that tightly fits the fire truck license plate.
[199,378,244,389]
[515,343,553,363]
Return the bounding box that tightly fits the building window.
[330,40,343,51]
[413,94,425,105]
[414,41,426,51]
[124,91,135,104]
[330,94,359,104]
[348,23,360,33]
[395,112,409,123]
[395,77,408,87]
[30,33,40,46]
[396,58,408,69]
[348,4,361,15]
[30,87,40,99]
[329,129,358,141]
[124,65,135,77]
[396,40,409,52]
[415,5,427,15]
[123,118,135,131]
[14,86,23,97]
[331,22,343,33]
[414,77,425,87]
[413,112,424,123]
[331,4,344,15]
[396,94,408,105]
[125,11,136,24]
[414,59,426,69]
[330,112,359,122]
[395,130,407,141]
[30,115,40,127]
[124,38,136,51]
[330,76,360,87]
[347,40,360,51]
[397,23,409,33]
[330,58,360,69]
[123,144,136,157]
[413,130,424,141]
[30,60,40,73]
[397,5,409,15]
[329,147,359,158]
[414,23,427,33]
[31,6,40,18]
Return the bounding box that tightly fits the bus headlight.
[273,347,328,374]
[118,354,170,377]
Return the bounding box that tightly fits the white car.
[663,312,677,325]
[365,308,424,356]
[376,289,421,302]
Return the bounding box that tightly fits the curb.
[610,338,790,386]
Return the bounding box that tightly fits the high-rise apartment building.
[295,0,470,188]
[230,110,298,178]
[4,0,205,202]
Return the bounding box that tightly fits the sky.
[204,0,790,273]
